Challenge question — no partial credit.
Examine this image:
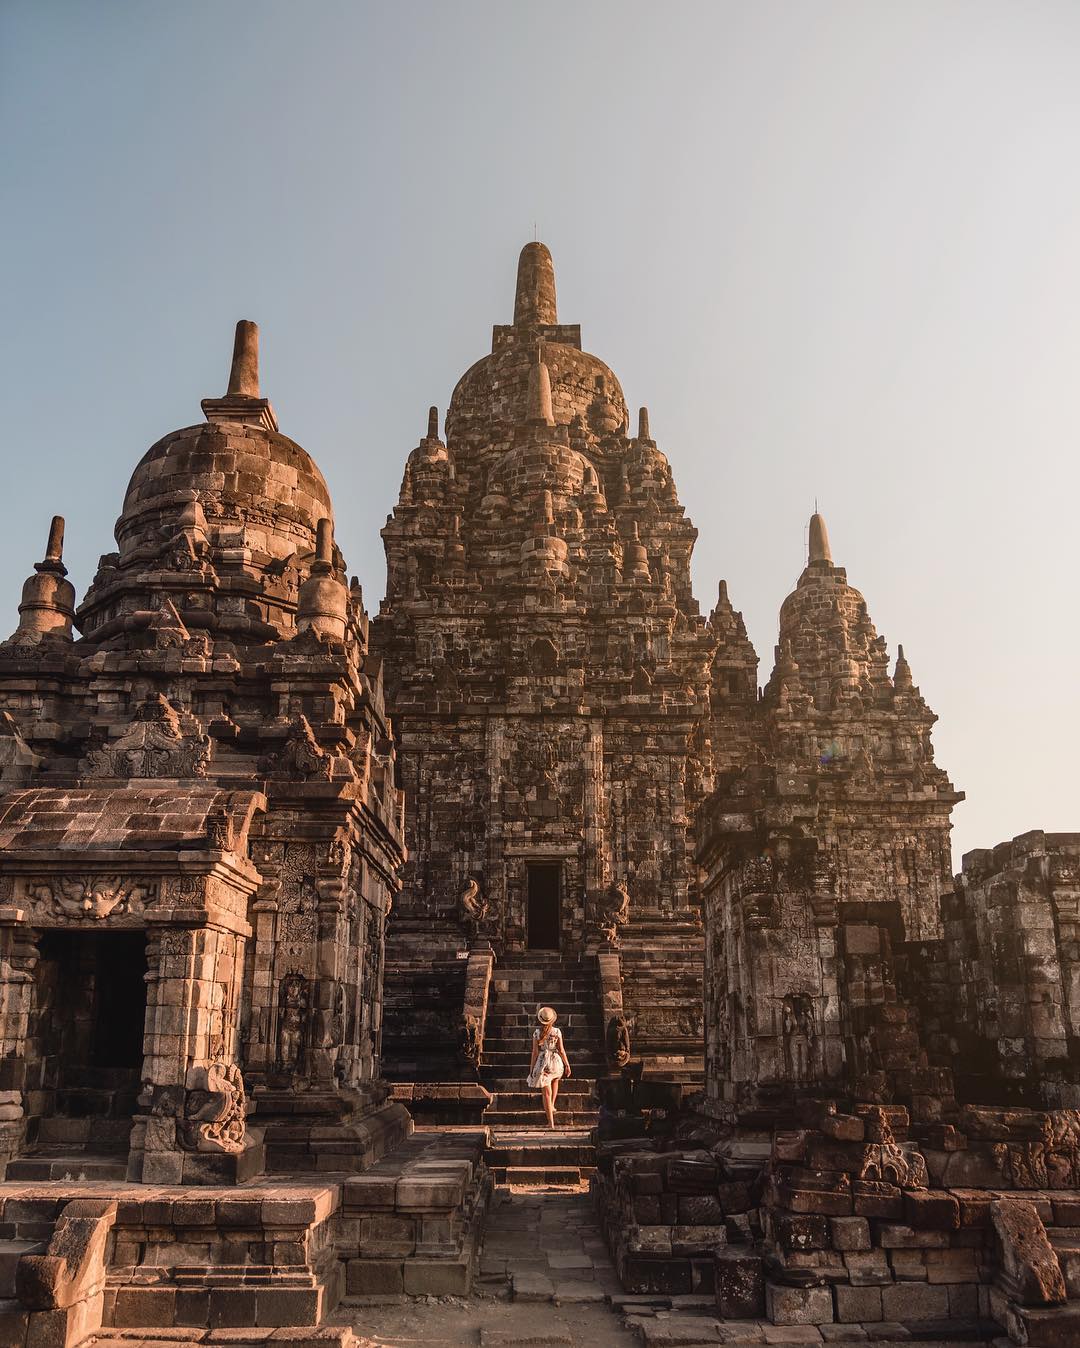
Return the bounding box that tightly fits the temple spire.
[894,643,913,690]
[427,405,440,441]
[12,516,75,642]
[638,407,650,440]
[808,511,832,565]
[526,347,555,426]
[202,319,277,431]
[514,242,558,326]
[227,320,260,397]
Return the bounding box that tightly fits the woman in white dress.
[527,1005,571,1129]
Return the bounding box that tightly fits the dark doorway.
[34,931,147,1119]
[526,863,561,950]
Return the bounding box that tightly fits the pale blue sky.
[3,2,1078,864]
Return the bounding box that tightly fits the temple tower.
[697,514,962,1122]
[373,244,718,1109]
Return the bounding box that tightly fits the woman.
[527,1004,571,1129]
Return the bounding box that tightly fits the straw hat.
[536,1005,557,1025]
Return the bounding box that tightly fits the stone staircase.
[479,954,607,1132]
[6,1114,131,1181]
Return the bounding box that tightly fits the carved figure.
[27,874,155,921]
[458,1013,481,1067]
[460,876,488,928]
[599,876,631,946]
[276,972,310,1074]
[782,993,815,1084]
[261,713,334,781]
[179,1060,246,1153]
[606,1013,631,1068]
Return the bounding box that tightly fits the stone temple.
[0,243,1075,1347]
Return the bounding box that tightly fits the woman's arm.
[530,1034,538,1069]
[558,1034,571,1077]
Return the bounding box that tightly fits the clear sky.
[2,2,1078,866]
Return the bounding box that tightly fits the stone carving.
[86,694,211,779]
[276,972,310,1074]
[781,994,815,1084]
[459,876,488,928]
[179,1060,247,1153]
[606,1013,631,1068]
[26,874,156,921]
[458,1013,481,1067]
[260,713,334,781]
[599,876,631,946]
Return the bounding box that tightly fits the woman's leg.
[550,1077,559,1111]
[541,1081,554,1128]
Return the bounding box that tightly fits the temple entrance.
[526,863,561,951]
[32,930,147,1125]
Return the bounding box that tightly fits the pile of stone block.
[338,1129,490,1297]
[592,1140,761,1303]
[761,1102,1080,1343]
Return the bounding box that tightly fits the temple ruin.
[0,242,1074,1345]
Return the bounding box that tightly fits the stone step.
[0,1241,45,1298]
[498,1164,586,1185]
[6,1152,128,1181]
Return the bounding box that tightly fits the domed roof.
[445,243,627,449]
[119,419,332,555]
[77,321,336,645]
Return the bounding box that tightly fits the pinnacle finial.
[315,518,333,568]
[808,511,832,565]
[514,242,557,326]
[427,406,439,440]
[226,320,260,398]
[45,516,65,564]
[894,643,913,689]
[526,346,555,426]
[638,407,650,440]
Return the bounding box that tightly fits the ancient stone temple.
[1,242,1079,1348]
[0,323,489,1342]
[372,243,712,1118]
[697,513,963,1122]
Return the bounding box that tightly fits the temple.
[373,242,711,1125]
[0,243,1075,1346]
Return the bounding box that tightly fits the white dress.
[527,1025,565,1089]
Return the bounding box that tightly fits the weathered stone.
[990,1198,1067,1306]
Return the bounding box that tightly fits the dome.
[118,419,332,559]
[77,321,336,645]
[445,243,628,451]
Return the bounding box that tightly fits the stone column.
[0,925,37,1166]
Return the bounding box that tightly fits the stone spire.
[427,405,441,442]
[12,516,76,642]
[514,241,558,326]
[808,510,832,565]
[227,320,260,397]
[202,319,278,431]
[638,407,651,441]
[296,518,348,642]
[525,347,555,426]
[894,643,913,690]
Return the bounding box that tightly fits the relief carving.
[178,1061,247,1153]
[26,875,157,921]
[86,694,211,779]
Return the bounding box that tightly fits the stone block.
[511,1271,555,1302]
[991,1198,1067,1307]
[902,1190,959,1231]
[819,1328,867,1342]
[715,1250,764,1319]
[833,1284,882,1323]
[254,1289,321,1327]
[404,1259,470,1296]
[777,1215,829,1253]
[829,1217,869,1252]
[879,1282,950,1321]
[766,1281,833,1326]
[887,1249,927,1281]
[877,1224,949,1249]
[842,1251,890,1286]
[345,1259,403,1295]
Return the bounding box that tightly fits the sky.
[2,1,1078,866]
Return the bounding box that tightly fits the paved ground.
[343,1184,990,1348]
[347,1182,638,1347]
